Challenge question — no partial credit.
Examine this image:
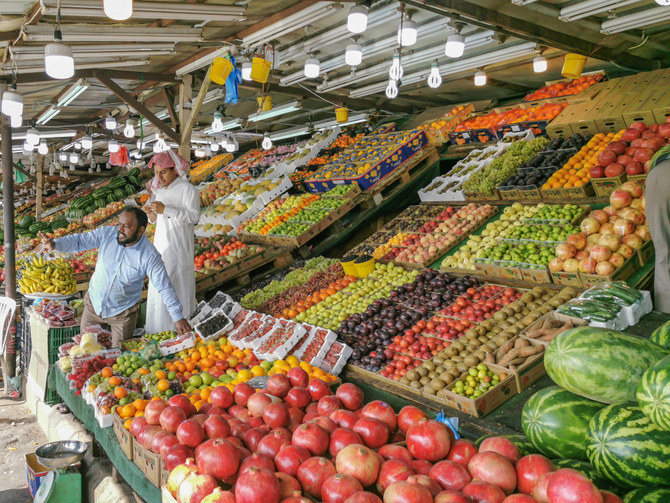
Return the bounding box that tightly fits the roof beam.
[1,69,179,85]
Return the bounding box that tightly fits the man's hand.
[146,201,165,214]
[142,205,157,222]
[175,318,192,335]
[38,232,55,251]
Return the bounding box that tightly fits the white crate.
[158,332,197,356]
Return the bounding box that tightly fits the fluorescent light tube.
[1,129,76,141]
[23,25,203,43]
[601,6,670,33]
[57,81,89,107]
[203,119,242,134]
[176,47,229,76]
[560,0,640,22]
[36,107,61,125]
[270,127,311,141]
[248,101,302,122]
[315,113,369,131]
[4,58,151,74]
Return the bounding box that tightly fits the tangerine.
[114,387,128,399]
[101,367,113,378]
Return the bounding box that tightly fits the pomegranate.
[285,387,311,409]
[531,472,553,503]
[159,434,180,459]
[447,438,478,467]
[160,407,188,434]
[546,468,602,503]
[318,395,343,417]
[600,490,623,503]
[292,423,329,456]
[609,252,625,267]
[578,257,597,274]
[177,419,206,448]
[203,405,224,416]
[468,451,517,495]
[429,459,471,491]
[610,189,633,209]
[336,383,364,411]
[397,405,428,435]
[604,163,624,177]
[383,480,433,503]
[310,415,337,434]
[353,417,390,449]
[322,473,364,503]
[288,407,305,431]
[201,488,236,503]
[480,437,521,464]
[434,490,471,503]
[267,374,291,398]
[282,498,311,503]
[230,421,251,439]
[336,444,381,487]
[330,427,364,457]
[195,438,240,480]
[209,386,233,409]
[462,481,506,503]
[164,443,195,471]
[566,232,587,250]
[177,472,219,503]
[191,414,208,426]
[597,150,616,167]
[406,420,451,462]
[287,367,309,388]
[275,444,311,477]
[297,456,337,498]
[150,430,173,454]
[239,453,275,476]
[580,218,600,234]
[257,431,291,458]
[247,392,273,418]
[361,401,397,432]
[144,400,168,425]
[409,459,433,476]
[264,403,290,429]
[130,417,149,438]
[375,460,415,492]
[234,382,256,406]
[167,459,197,496]
[169,394,196,417]
[555,243,576,260]
[622,233,644,249]
[235,467,281,503]
[331,409,360,430]
[302,412,319,424]
[203,415,231,439]
[407,474,441,497]
[379,444,413,463]
[243,427,268,451]
[343,492,383,503]
[276,472,302,499]
[516,454,555,495]
[502,496,538,503]
[308,378,331,401]
[590,165,604,178]
[139,426,162,450]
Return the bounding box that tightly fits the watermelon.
[521,386,605,460]
[586,403,670,488]
[545,327,669,404]
[552,459,615,491]
[649,320,670,349]
[475,434,536,457]
[623,488,670,503]
[636,355,670,430]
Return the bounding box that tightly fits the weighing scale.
[34,440,87,503]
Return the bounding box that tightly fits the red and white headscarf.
[146,149,189,192]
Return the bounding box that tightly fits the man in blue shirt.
[40,207,192,346]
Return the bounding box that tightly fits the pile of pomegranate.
[129,370,619,503]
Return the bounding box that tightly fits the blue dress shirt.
[54,226,184,322]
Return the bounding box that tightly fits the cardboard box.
[519,311,588,342]
[592,174,627,198]
[132,441,146,474]
[498,186,520,201]
[550,269,583,287]
[112,410,133,460]
[439,364,517,417]
[579,254,637,288]
[161,464,171,488]
[520,266,552,284]
[492,337,547,393]
[25,453,51,498]
[144,449,162,487]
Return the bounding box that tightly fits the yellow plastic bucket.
[210,57,234,85]
[335,107,349,123]
[354,258,376,278]
[561,54,587,79]
[340,259,357,277]
[251,57,272,83]
[257,96,272,112]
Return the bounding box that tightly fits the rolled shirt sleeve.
[145,253,184,323]
[54,226,111,253]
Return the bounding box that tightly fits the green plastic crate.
[47,326,81,365]
[44,386,61,406]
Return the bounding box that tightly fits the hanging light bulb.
[241,62,252,81]
[304,58,320,79]
[154,135,168,152]
[389,54,404,81]
[211,112,224,132]
[108,140,120,153]
[533,55,548,73]
[220,136,229,148]
[445,33,465,58]
[23,140,34,152]
[345,44,363,67]
[195,148,205,158]
[10,114,22,128]
[74,141,82,150]
[205,145,212,157]
[210,142,220,152]
[81,135,92,149]
[225,140,238,153]
[347,5,368,34]
[397,18,417,47]
[474,70,487,87]
[124,119,135,138]
[134,150,142,159]
[69,152,79,164]
[104,0,133,20]
[26,128,40,145]
[58,152,68,162]
[386,79,399,99]
[427,62,442,89]
[136,139,146,150]
[37,140,48,155]
[262,134,273,150]
[1,87,23,118]
[45,30,74,79]
[105,115,117,130]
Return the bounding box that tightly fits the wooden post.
[35,155,44,220]
[178,74,193,160]
[2,114,17,383]
[180,68,212,160]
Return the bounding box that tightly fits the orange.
[121,404,136,418]
[194,400,206,411]
[138,368,150,376]
[151,396,163,401]
[157,379,171,392]
[155,370,167,380]
[135,411,144,417]
[250,365,265,377]
[189,395,200,405]
[285,355,299,368]
[109,376,122,387]
[185,361,197,372]
[200,388,212,401]
[237,369,252,382]
[101,367,113,378]
[133,399,147,411]
[200,357,214,369]
[114,387,128,399]
[124,418,133,430]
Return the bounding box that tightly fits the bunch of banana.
[19,255,77,295]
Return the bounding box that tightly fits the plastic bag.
[225,55,241,104]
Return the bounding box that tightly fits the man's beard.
[117,229,141,245]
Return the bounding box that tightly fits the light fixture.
[389,53,403,80]
[474,70,487,87]
[242,2,333,47]
[1,87,23,118]
[656,0,670,5]
[304,58,320,79]
[195,148,205,158]
[427,61,442,89]
[533,55,547,73]
[136,139,146,150]
[45,30,75,79]
[445,33,465,58]
[560,0,640,22]
[38,140,48,155]
[262,134,273,150]
[220,136,229,148]
[345,43,363,66]
[81,135,92,149]
[133,150,142,159]
[397,18,417,47]
[203,118,241,134]
[241,62,252,81]
[26,128,40,145]
[601,6,670,34]
[269,126,311,141]
[57,81,88,107]
[205,145,212,157]
[154,134,168,152]
[108,140,120,153]
[124,119,135,138]
[10,114,22,128]
[36,106,61,125]
[211,112,224,132]
[69,152,79,164]
[347,5,368,34]
[23,140,34,152]
[58,152,68,162]
[210,141,220,152]
[74,141,82,150]
[385,79,399,99]
[247,100,302,122]
[104,0,133,20]
[105,115,117,130]
[225,140,238,153]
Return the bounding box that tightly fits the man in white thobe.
[143,150,200,333]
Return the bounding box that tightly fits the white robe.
[145,177,200,333]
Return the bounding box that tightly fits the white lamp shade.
[225,141,237,153]
[385,79,399,99]
[195,148,205,158]
[69,152,79,163]
[656,0,670,5]
[345,44,363,66]
[347,5,368,34]
[104,0,133,20]
[211,113,223,132]
[58,152,68,162]
[241,62,252,81]
[23,141,34,152]
[26,128,40,145]
[124,120,135,138]
[38,141,48,155]
[210,142,220,152]
[304,58,320,79]
[45,42,75,79]
[533,56,548,73]
[445,33,465,58]
[74,141,82,150]
[1,90,23,117]
[108,140,120,153]
[474,70,487,86]
[397,19,417,46]
[10,114,22,128]
[105,116,117,130]
[81,135,92,149]
[262,135,273,150]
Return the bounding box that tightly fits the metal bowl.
[35,440,88,469]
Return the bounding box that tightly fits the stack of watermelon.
[65,168,142,220]
[517,325,670,501]
[13,215,69,239]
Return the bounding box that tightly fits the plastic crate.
[46,325,81,365]
[44,386,62,406]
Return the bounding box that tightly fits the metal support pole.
[2,114,17,382]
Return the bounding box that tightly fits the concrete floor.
[0,396,48,503]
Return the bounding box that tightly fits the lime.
[189,375,203,387]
